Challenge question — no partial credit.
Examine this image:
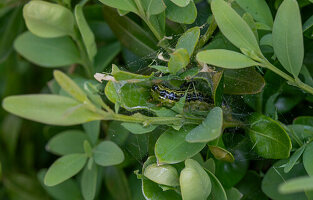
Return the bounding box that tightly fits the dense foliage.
[1,0,313,199]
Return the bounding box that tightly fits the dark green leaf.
[224,68,265,95]
[102,6,157,57]
[247,113,292,159]
[206,168,227,200]
[284,144,306,173]
[83,120,100,145]
[262,160,308,200]
[104,166,132,200]
[155,126,206,164]
[95,42,121,72]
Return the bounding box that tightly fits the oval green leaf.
[168,48,189,74]
[2,95,102,126]
[186,107,223,143]
[81,161,98,200]
[303,141,313,176]
[155,126,206,164]
[14,32,80,67]
[165,0,197,24]
[144,163,179,186]
[197,49,259,69]
[247,113,292,159]
[235,0,273,28]
[23,1,75,38]
[176,27,200,57]
[180,159,212,200]
[224,68,265,95]
[44,153,88,186]
[93,141,124,166]
[121,123,157,134]
[211,0,261,55]
[46,130,88,156]
[279,176,313,194]
[272,0,304,77]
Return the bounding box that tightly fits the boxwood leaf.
[176,26,200,57]
[38,169,83,200]
[186,107,223,143]
[279,176,313,194]
[44,153,88,186]
[75,5,97,62]
[170,0,190,7]
[262,160,308,200]
[180,159,212,200]
[95,42,121,72]
[141,0,166,16]
[81,161,98,200]
[303,141,313,176]
[235,0,273,28]
[224,68,265,95]
[211,0,261,55]
[23,1,75,38]
[98,0,138,13]
[293,116,313,126]
[272,0,304,77]
[102,6,157,57]
[103,166,132,200]
[121,123,157,134]
[284,144,306,173]
[46,130,88,156]
[155,126,206,164]
[2,95,102,126]
[83,121,100,145]
[247,113,291,159]
[165,0,197,24]
[93,141,124,166]
[197,49,259,69]
[144,163,179,186]
[54,70,89,103]
[14,32,80,67]
[205,168,227,200]
[168,48,189,74]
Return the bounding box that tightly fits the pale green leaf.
[180,159,212,200]
[168,48,189,74]
[75,5,97,61]
[121,123,157,134]
[44,154,88,186]
[186,107,223,143]
[176,26,200,56]
[54,70,89,103]
[197,49,259,69]
[279,176,313,194]
[144,164,179,186]
[2,95,102,126]
[93,141,124,166]
[14,32,80,67]
[23,1,75,38]
[211,0,261,54]
[272,0,304,77]
[303,141,313,176]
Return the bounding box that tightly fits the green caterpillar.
[151,84,213,110]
